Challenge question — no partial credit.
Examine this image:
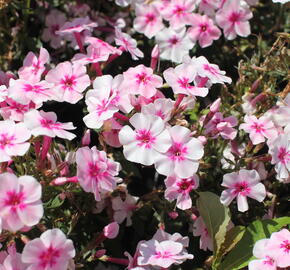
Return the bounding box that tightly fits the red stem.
[106,257,129,266]
[114,112,129,122]
[174,94,186,109]
[74,32,85,53]
[93,63,103,76]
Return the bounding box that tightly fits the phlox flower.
[216,0,253,40]
[155,125,204,178]
[248,239,277,270]
[162,0,196,29]
[155,27,194,63]
[42,9,66,49]
[0,70,14,87]
[0,245,28,270]
[141,98,174,122]
[0,120,31,162]
[45,61,90,104]
[240,115,278,145]
[22,229,75,270]
[85,36,122,55]
[272,93,290,128]
[18,47,50,83]
[192,216,213,251]
[0,173,43,232]
[163,63,208,97]
[121,65,163,98]
[76,146,121,201]
[165,174,199,210]
[133,4,164,38]
[188,14,221,48]
[118,113,171,166]
[204,112,237,140]
[24,110,76,140]
[220,169,266,212]
[112,193,138,226]
[115,28,144,60]
[83,74,132,129]
[266,229,290,267]
[0,85,7,102]
[8,79,54,106]
[269,134,290,180]
[102,119,123,148]
[197,0,220,16]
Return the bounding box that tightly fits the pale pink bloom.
[112,193,138,226]
[155,27,194,63]
[220,169,266,212]
[138,239,193,268]
[56,16,98,35]
[0,98,34,122]
[273,0,290,3]
[133,4,164,38]
[83,74,132,129]
[0,85,7,102]
[204,112,237,140]
[267,229,290,267]
[240,115,278,145]
[269,134,290,179]
[163,63,208,97]
[131,89,165,109]
[141,98,174,122]
[85,36,122,55]
[272,93,290,127]
[76,146,121,201]
[119,113,171,166]
[0,245,28,270]
[102,119,123,148]
[121,65,163,98]
[162,0,195,29]
[248,239,277,270]
[216,0,253,40]
[165,174,199,210]
[45,61,90,104]
[192,216,213,251]
[198,0,220,16]
[0,120,31,162]
[8,79,54,106]
[103,222,119,239]
[22,229,75,270]
[42,9,66,49]
[241,92,256,115]
[0,173,43,232]
[188,14,221,48]
[155,125,204,178]
[24,110,76,140]
[115,29,144,60]
[18,47,50,83]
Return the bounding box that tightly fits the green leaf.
[44,194,65,209]
[197,192,231,263]
[218,217,290,270]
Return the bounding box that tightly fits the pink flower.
[112,193,138,226]
[103,222,120,239]
[18,47,50,83]
[204,112,237,140]
[155,27,194,63]
[240,115,278,145]
[0,85,7,102]
[198,0,220,16]
[83,75,132,129]
[216,0,253,40]
[165,174,199,210]
[163,63,208,97]
[121,65,163,98]
[133,4,164,38]
[192,216,213,251]
[45,61,90,104]
[220,169,266,212]
[269,134,290,180]
[115,29,144,60]
[188,14,221,48]
[162,0,195,29]
[8,79,54,106]
[137,239,193,268]
[102,119,123,148]
[266,229,290,267]
[118,113,171,166]
[24,110,76,140]
[0,172,43,232]
[42,9,66,49]
[0,245,28,270]
[0,120,31,162]
[76,146,121,201]
[21,229,75,270]
[155,125,204,178]
[248,239,277,270]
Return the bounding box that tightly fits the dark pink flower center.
[89,162,101,177]
[263,256,275,265]
[177,77,191,89]
[168,142,188,161]
[0,133,15,148]
[50,24,60,36]
[146,13,156,23]
[136,129,156,149]
[5,190,25,207]
[168,36,179,45]
[200,24,208,32]
[234,181,250,195]
[250,122,264,133]
[61,75,76,90]
[173,5,185,16]
[203,64,218,75]
[32,60,42,74]
[155,251,172,259]
[177,179,194,193]
[229,12,241,23]
[277,147,290,164]
[280,240,290,254]
[24,84,45,93]
[136,72,150,85]
[39,245,60,267]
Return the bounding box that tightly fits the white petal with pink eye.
[119,126,136,145]
[221,172,237,188]
[239,169,260,184]
[21,238,46,263]
[237,194,249,212]
[175,159,199,178]
[41,228,69,248]
[19,176,42,203]
[253,239,270,258]
[155,156,175,176]
[247,183,266,202]
[220,189,236,206]
[185,138,204,160]
[17,202,43,226]
[5,143,30,156]
[154,129,172,153]
[129,113,152,131]
[169,125,191,143]
[0,173,19,197]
